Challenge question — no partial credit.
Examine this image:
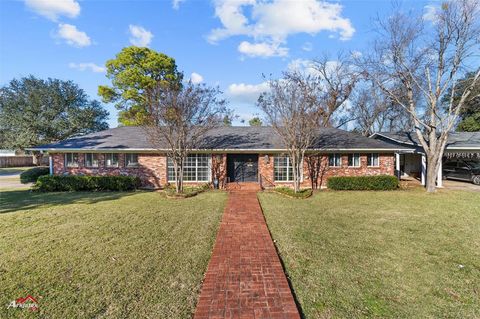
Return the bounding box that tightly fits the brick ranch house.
[29,126,413,189]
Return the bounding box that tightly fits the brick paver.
[194,191,300,319]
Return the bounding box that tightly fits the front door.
[227,154,258,182]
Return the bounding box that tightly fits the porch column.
[436,160,443,188]
[49,156,53,175]
[395,153,401,179]
[421,154,426,186]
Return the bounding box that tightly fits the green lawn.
[259,190,480,319]
[0,190,226,318]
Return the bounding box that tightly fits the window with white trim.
[367,153,379,167]
[104,153,119,167]
[125,153,139,167]
[328,153,341,167]
[85,153,99,167]
[65,153,79,167]
[348,153,360,167]
[274,155,294,181]
[167,154,210,182]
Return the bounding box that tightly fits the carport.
[372,132,480,188]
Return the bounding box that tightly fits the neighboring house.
[28,126,412,189]
[372,132,480,186]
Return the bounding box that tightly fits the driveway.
[0,168,31,190]
[442,179,480,192]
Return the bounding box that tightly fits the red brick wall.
[52,153,167,188]
[311,153,394,188]
[258,153,394,189]
[52,152,395,190]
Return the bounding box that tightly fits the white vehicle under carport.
[443,159,480,185]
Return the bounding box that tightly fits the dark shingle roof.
[28,126,410,151]
[373,131,480,149]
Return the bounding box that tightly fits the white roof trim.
[26,147,412,153]
[371,133,480,150]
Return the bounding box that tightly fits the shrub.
[20,166,49,184]
[274,187,313,199]
[164,183,210,198]
[34,175,141,192]
[327,175,398,190]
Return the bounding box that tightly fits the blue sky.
[0,0,432,127]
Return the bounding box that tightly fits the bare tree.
[145,81,228,193]
[258,71,324,193]
[361,0,480,192]
[311,53,360,127]
[351,81,413,136]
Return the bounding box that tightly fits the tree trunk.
[173,159,184,194]
[425,154,440,193]
[33,152,44,166]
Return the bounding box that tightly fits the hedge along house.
[28,126,412,190]
[372,132,480,187]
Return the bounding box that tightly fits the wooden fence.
[0,156,49,168]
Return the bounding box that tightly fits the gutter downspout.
[49,156,53,176]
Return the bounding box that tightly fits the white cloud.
[302,42,313,52]
[68,62,105,73]
[423,5,439,23]
[287,58,317,74]
[208,0,354,58]
[227,82,270,104]
[56,23,91,47]
[129,25,153,47]
[172,0,185,9]
[287,58,341,78]
[238,41,288,57]
[190,72,204,84]
[25,0,80,21]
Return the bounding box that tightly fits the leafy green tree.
[249,116,263,126]
[0,76,109,150]
[450,72,480,132]
[98,46,183,126]
[457,114,480,131]
[222,115,232,126]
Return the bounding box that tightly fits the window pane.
[368,153,379,166]
[167,154,210,182]
[86,154,91,167]
[184,167,196,181]
[86,153,99,167]
[329,154,341,167]
[126,154,138,167]
[274,155,293,181]
[348,154,360,167]
[65,153,79,167]
[167,157,177,182]
[105,154,119,167]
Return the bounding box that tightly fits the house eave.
[26,147,413,153]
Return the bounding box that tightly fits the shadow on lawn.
[0,190,141,214]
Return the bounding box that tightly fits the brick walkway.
[194,191,300,319]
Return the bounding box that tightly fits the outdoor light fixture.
[264,155,270,164]
[215,154,222,162]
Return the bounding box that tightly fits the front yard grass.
[0,190,226,318]
[259,189,480,319]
